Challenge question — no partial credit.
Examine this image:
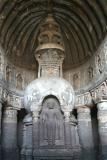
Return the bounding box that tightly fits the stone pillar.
[2,107,18,160]
[32,111,39,159]
[97,101,107,160]
[77,106,95,160]
[70,114,81,160]
[21,114,33,160]
[21,125,26,160]
[64,111,71,147]
[0,102,2,160]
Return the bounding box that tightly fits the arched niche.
[39,95,65,147]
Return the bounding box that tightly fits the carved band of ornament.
[76,81,107,107]
[77,106,90,113]
[6,94,22,109]
[75,92,92,108]
[90,81,107,103]
[3,109,17,117]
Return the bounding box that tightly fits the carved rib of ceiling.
[0,0,107,70]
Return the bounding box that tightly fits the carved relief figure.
[16,74,23,90]
[40,97,64,147]
[6,66,12,82]
[97,55,102,74]
[88,66,94,80]
[73,73,79,89]
[0,52,3,72]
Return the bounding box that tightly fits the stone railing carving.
[75,80,107,108]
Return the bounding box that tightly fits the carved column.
[64,111,71,147]
[97,100,107,160]
[0,101,2,159]
[32,111,39,159]
[21,125,26,160]
[2,107,18,160]
[21,114,33,160]
[77,106,95,160]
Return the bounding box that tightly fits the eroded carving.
[6,66,12,82]
[88,66,94,80]
[16,74,23,90]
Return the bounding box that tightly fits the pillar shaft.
[77,106,95,160]
[97,101,107,160]
[2,108,18,160]
[0,102,2,160]
[32,112,39,157]
[64,112,71,147]
[25,123,33,160]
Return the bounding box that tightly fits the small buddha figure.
[16,74,23,90]
[6,66,12,82]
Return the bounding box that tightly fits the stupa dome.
[24,76,75,112]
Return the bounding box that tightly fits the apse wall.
[64,35,107,93]
[0,35,107,97]
[0,44,36,93]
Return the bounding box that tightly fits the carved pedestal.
[2,108,18,160]
[97,101,107,160]
[77,106,95,160]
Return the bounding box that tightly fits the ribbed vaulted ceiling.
[0,0,107,70]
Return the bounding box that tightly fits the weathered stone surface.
[97,101,107,160]
[77,106,95,160]
[24,77,75,112]
[0,1,107,160]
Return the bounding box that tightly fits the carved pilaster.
[70,114,80,147]
[77,106,95,160]
[0,102,2,160]
[21,114,33,160]
[32,111,39,157]
[20,125,26,160]
[97,100,107,160]
[2,107,18,160]
[64,111,71,147]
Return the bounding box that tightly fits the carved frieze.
[7,93,22,109]
[90,81,107,104]
[3,108,17,123]
[75,92,92,108]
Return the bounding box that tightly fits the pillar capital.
[3,107,17,123]
[32,111,39,122]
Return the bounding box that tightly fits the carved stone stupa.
[23,14,81,159]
